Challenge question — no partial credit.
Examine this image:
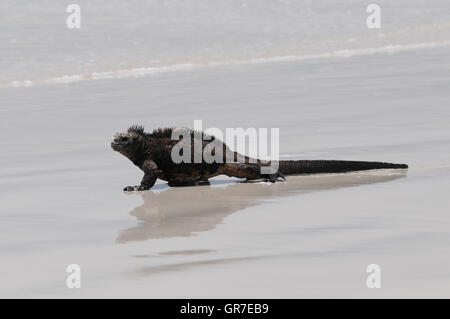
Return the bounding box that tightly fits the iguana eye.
[122,137,129,142]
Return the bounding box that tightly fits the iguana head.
[111,125,147,159]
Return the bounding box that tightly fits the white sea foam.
[5,40,450,88]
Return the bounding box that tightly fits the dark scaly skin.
[111,126,408,191]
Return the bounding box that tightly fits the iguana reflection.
[116,171,406,243]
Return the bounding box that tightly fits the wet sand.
[1,43,450,297]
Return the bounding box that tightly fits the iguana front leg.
[124,160,161,191]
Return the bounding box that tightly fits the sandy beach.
[1,0,450,298]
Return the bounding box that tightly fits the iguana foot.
[123,184,151,191]
[262,172,286,183]
[195,180,211,186]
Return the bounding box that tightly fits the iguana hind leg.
[262,171,286,183]
[220,163,285,183]
[219,163,262,180]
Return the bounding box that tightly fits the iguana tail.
[278,160,408,175]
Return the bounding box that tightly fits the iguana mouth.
[111,142,123,150]
[111,135,130,150]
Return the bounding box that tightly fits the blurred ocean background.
[1,0,449,86]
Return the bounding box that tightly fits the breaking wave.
[5,40,450,88]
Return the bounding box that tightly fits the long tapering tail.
[278,160,408,175]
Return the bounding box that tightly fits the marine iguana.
[111,125,408,191]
